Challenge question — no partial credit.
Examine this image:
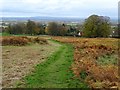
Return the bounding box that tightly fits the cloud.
[1,0,119,18]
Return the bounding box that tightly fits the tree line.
[5,20,81,36]
[4,15,112,37]
[6,20,46,35]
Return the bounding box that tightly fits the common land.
[1,36,119,88]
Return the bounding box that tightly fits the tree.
[59,24,67,36]
[7,24,13,34]
[45,22,59,36]
[67,25,77,36]
[15,23,26,34]
[6,23,26,35]
[6,20,46,35]
[83,15,111,37]
[26,20,36,35]
[45,22,68,36]
[36,23,45,35]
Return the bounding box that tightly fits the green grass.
[1,32,31,36]
[0,32,11,36]
[97,54,118,65]
[17,41,88,88]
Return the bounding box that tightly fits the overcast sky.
[1,0,119,19]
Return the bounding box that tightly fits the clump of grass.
[97,54,118,65]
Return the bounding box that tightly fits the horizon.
[1,15,118,20]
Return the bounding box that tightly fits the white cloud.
[1,0,119,18]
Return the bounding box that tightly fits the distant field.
[2,36,119,88]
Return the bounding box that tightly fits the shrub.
[2,36,48,46]
[33,37,48,44]
[2,36,29,46]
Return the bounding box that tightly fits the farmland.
[1,36,119,88]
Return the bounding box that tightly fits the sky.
[1,0,119,19]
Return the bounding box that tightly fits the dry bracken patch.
[52,36,119,89]
[1,36,48,46]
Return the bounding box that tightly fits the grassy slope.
[18,41,88,88]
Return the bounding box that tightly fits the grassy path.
[2,40,61,88]
[19,41,88,88]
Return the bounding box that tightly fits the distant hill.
[2,16,84,23]
[1,16,117,24]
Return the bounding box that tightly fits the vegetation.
[26,20,36,35]
[1,36,48,46]
[45,22,68,36]
[7,23,26,35]
[52,37,119,88]
[17,41,88,88]
[2,14,119,89]
[3,14,113,38]
[97,54,118,65]
[2,39,60,88]
[0,32,11,36]
[4,21,68,36]
[2,35,119,88]
[83,15,111,37]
